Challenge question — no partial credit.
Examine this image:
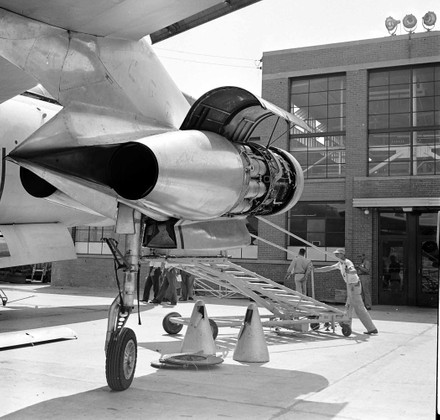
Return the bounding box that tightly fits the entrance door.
[416,213,439,307]
[378,212,439,307]
[379,237,407,305]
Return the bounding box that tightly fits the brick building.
[245,30,440,307]
[53,30,440,307]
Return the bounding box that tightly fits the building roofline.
[263,30,440,57]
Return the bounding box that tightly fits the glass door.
[379,237,407,305]
[417,213,439,307]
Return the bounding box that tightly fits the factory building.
[53,29,440,307]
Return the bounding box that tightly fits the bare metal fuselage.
[0,7,305,265]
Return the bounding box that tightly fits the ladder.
[146,256,350,331]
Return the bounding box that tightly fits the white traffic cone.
[233,303,269,363]
[181,300,216,355]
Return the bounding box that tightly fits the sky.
[151,0,439,99]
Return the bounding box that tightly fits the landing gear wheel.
[106,327,137,391]
[310,323,320,331]
[163,312,183,334]
[341,324,352,337]
[209,319,218,339]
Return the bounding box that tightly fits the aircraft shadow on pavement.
[0,304,156,333]
[139,327,368,357]
[2,364,347,420]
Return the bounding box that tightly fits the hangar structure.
[53,29,440,308]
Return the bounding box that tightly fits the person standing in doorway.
[314,248,378,335]
[285,248,313,295]
[356,254,372,310]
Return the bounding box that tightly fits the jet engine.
[19,128,303,221]
[14,87,307,223]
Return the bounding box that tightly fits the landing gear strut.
[104,208,142,391]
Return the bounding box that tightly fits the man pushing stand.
[314,248,378,335]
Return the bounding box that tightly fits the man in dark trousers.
[152,264,178,305]
[142,263,161,302]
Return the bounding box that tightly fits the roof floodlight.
[385,16,400,35]
[402,14,417,33]
[422,11,437,31]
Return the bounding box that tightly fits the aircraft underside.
[0,3,308,390]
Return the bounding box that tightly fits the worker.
[151,264,178,306]
[314,248,378,335]
[284,248,313,295]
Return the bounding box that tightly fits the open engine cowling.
[14,86,307,222]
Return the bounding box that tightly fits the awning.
[353,197,440,208]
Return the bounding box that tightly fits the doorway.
[378,212,439,307]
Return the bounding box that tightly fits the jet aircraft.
[0,0,309,390]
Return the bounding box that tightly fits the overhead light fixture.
[364,209,370,215]
[422,11,437,31]
[402,14,417,33]
[385,16,400,35]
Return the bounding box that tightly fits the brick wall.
[52,257,151,290]
[263,31,440,77]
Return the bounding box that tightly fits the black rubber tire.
[106,327,137,391]
[163,312,183,334]
[341,324,352,337]
[311,323,320,331]
[209,319,218,339]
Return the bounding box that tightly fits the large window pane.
[389,84,411,99]
[416,96,435,111]
[414,66,435,82]
[368,64,440,176]
[414,111,435,127]
[369,133,389,147]
[369,86,388,100]
[369,114,389,129]
[328,76,346,90]
[390,98,410,113]
[390,69,410,84]
[327,117,345,131]
[415,82,435,97]
[370,71,389,87]
[390,160,410,176]
[389,113,411,128]
[309,78,327,92]
[289,202,345,247]
[291,80,309,94]
[290,74,346,178]
[369,100,388,115]
[309,92,327,106]
[328,90,345,104]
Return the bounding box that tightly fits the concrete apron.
[0,283,437,420]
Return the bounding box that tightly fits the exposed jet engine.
[12,87,307,223]
[18,129,302,220]
[10,87,308,249]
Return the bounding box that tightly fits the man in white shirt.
[285,248,313,295]
[314,248,378,335]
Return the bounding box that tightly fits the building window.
[368,64,440,176]
[288,202,345,261]
[289,74,346,179]
[72,226,117,255]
